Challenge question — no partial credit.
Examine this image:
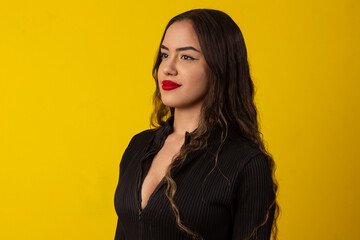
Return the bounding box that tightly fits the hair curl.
[150,8,280,240]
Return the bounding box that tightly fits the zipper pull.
[138,208,142,221]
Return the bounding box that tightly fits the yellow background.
[1,0,359,239]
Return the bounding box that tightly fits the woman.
[114,8,279,240]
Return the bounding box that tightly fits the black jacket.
[114,115,275,240]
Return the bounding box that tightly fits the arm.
[232,153,276,240]
[114,130,153,240]
[114,219,125,240]
[114,134,139,240]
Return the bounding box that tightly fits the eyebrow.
[160,45,200,53]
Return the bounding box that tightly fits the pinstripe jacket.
[114,115,275,240]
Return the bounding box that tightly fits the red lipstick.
[162,80,182,90]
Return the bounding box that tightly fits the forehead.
[162,20,201,49]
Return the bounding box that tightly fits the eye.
[160,53,168,59]
[181,55,195,60]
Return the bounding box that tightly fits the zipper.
[138,207,142,240]
[136,127,175,239]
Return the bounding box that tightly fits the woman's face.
[158,19,210,110]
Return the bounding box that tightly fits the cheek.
[157,65,163,86]
[157,65,162,80]
[185,68,210,92]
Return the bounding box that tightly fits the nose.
[162,56,178,76]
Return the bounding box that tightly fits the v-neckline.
[140,175,166,211]
[136,115,200,212]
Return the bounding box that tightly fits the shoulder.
[122,128,160,157]
[225,131,262,158]
[219,130,266,171]
[221,131,273,195]
[118,128,158,175]
[127,128,157,148]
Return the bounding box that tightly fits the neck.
[172,106,201,137]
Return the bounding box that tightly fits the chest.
[114,143,241,239]
[140,136,184,210]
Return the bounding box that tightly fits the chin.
[160,95,172,105]
[160,97,179,108]
[161,100,179,108]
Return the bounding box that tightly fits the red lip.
[162,80,182,90]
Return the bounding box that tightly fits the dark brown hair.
[150,8,279,240]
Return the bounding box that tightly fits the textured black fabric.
[114,115,275,240]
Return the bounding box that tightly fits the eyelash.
[160,53,195,60]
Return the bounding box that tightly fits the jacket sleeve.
[231,153,276,240]
[118,129,152,177]
[119,134,138,177]
[114,218,125,240]
[114,134,141,240]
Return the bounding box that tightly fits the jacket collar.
[152,114,237,152]
[149,115,246,177]
[153,115,199,147]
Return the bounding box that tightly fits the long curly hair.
[150,8,279,240]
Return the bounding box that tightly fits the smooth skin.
[141,19,211,210]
